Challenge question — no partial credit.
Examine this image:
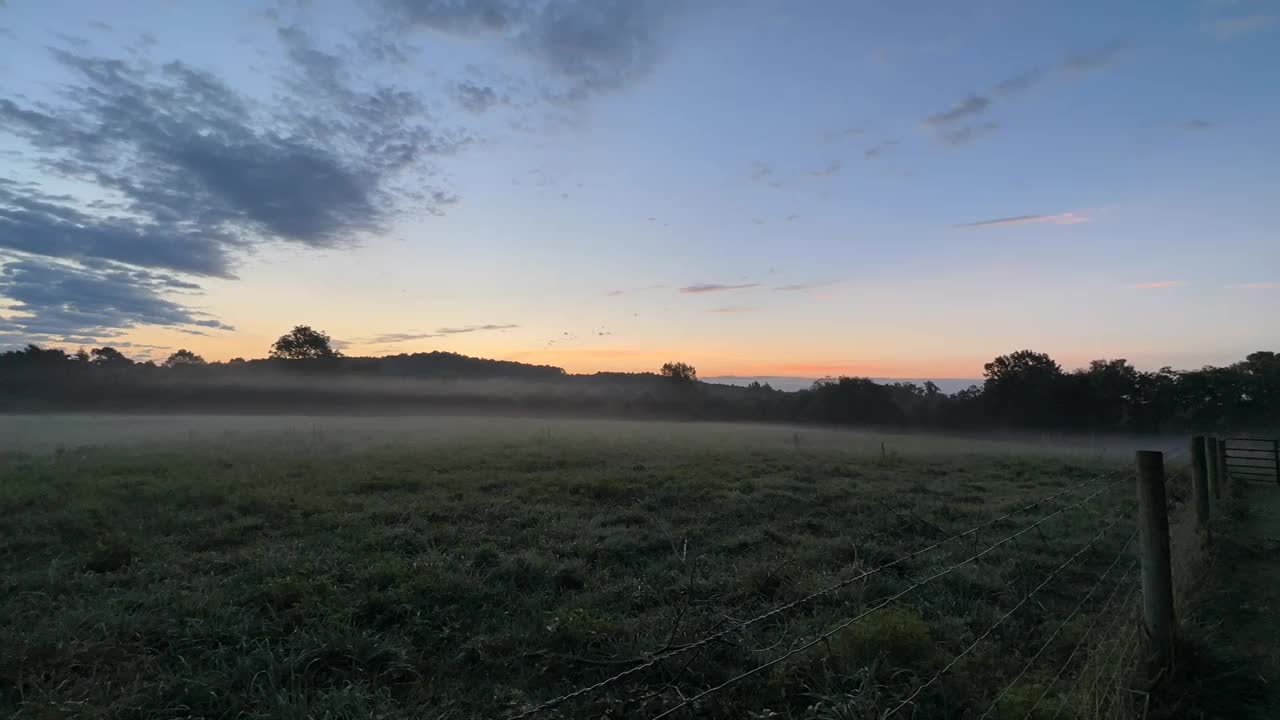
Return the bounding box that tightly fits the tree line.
[1,326,1276,434]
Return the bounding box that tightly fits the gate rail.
[1223,437,1280,484]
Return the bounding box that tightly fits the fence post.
[1204,436,1219,501]
[1274,439,1279,487]
[1191,436,1211,546]
[1217,438,1230,494]
[1136,450,1175,669]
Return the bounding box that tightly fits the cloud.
[678,283,759,294]
[456,80,500,113]
[935,121,999,146]
[953,212,1088,229]
[750,161,773,182]
[1182,119,1213,131]
[992,68,1044,96]
[1230,282,1277,290]
[822,126,863,143]
[864,140,897,159]
[1,45,463,278]
[365,323,519,343]
[0,31,473,337]
[708,306,754,313]
[809,161,842,177]
[0,256,234,340]
[774,281,830,292]
[1210,15,1275,39]
[1132,281,1185,289]
[379,0,524,35]
[381,0,685,102]
[924,95,991,126]
[1061,42,1127,74]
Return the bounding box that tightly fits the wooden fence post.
[1191,436,1211,546]
[1218,438,1230,494]
[1136,450,1175,669]
[1204,436,1219,501]
[1273,439,1279,487]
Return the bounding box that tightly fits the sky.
[0,0,1277,377]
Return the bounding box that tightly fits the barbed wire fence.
[506,436,1232,720]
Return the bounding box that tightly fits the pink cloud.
[1132,281,1185,289]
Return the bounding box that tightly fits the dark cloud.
[1182,119,1213,131]
[0,256,234,340]
[809,161,842,177]
[0,178,239,276]
[1061,42,1127,74]
[935,121,999,146]
[380,0,523,34]
[456,81,499,113]
[993,68,1043,96]
[679,283,759,294]
[0,33,472,338]
[924,95,991,126]
[864,139,897,159]
[365,323,519,343]
[382,0,685,102]
[2,46,462,282]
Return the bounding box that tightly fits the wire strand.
[1046,587,1141,720]
[881,509,1132,719]
[644,477,1130,720]
[978,528,1138,718]
[506,464,1132,719]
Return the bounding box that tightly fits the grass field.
[0,415,1174,719]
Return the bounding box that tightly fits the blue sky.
[0,0,1276,376]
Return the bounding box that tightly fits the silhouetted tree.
[660,361,697,382]
[163,349,206,368]
[74,348,90,363]
[90,347,132,367]
[270,326,340,360]
[983,350,1063,428]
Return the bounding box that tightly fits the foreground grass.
[0,421,1147,719]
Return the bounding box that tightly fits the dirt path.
[1171,481,1280,719]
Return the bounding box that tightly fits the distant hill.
[704,376,982,394]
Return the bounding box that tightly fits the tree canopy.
[659,361,697,382]
[270,326,340,360]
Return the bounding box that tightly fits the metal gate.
[1224,437,1280,484]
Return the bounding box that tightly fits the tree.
[659,361,697,382]
[74,348,90,363]
[982,350,1064,427]
[163,349,206,368]
[90,347,132,366]
[270,326,341,360]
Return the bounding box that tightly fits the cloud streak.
[678,283,759,294]
[0,256,234,340]
[953,212,1088,229]
[1210,15,1275,40]
[1132,281,1185,289]
[1061,42,1127,74]
[924,95,991,126]
[365,324,520,343]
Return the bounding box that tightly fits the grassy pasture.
[0,416,1169,719]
